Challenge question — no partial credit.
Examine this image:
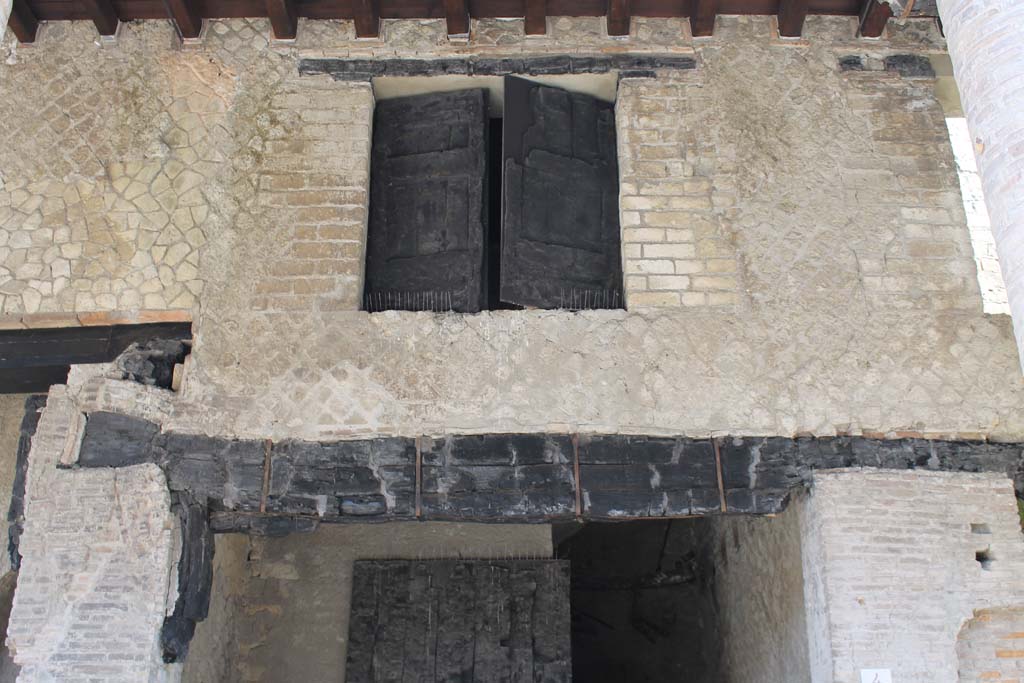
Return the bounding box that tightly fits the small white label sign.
[860,670,892,683]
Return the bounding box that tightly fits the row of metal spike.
[364,290,455,312]
[557,288,622,311]
[364,288,625,312]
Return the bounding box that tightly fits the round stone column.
[937,0,1024,367]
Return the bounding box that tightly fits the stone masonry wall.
[3,16,1023,441]
[3,19,1024,682]
[804,469,1024,683]
[709,503,812,682]
[5,386,177,682]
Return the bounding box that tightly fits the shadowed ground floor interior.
[182,513,806,683]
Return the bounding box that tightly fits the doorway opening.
[557,512,811,682]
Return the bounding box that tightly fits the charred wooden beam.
[7,0,39,43]
[353,0,380,37]
[266,0,297,39]
[777,0,808,37]
[164,0,202,38]
[525,0,546,35]
[689,0,717,36]
[0,322,192,394]
[301,54,697,80]
[160,492,213,664]
[607,0,630,36]
[76,412,1024,522]
[443,0,469,35]
[859,0,892,37]
[81,0,120,35]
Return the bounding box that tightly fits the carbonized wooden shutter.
[366,89,489,313]
[501,76,623,310]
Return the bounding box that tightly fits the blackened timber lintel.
[73,412,1024,525]
[63,412,1024,669]
[298,53,697,80]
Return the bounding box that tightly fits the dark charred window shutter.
[500,76,623,310]
[365,89,489,313]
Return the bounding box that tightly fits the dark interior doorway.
[486,116,514,311]
[556,519,722,683]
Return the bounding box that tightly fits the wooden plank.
[366,90,489,314]
[0,322,192,369]
[0,366,69,394]
[524,0,545,34]
[164,0,202,37]
[858,0,891,36]
[195,0,264,16]
[266,0,297,37]
[577,435,721,518]
[689,0,716,35]
[434,562,477,680]
[81,0,120,34]
[500,76,622,311]
[606,0,629,35]
[7,0,39,42]
[419,434,576,521]
[472,564,513,680]
[777,0,808,36]
[346,560,570,683]
[352,0,379,36]
[443,0,468,33]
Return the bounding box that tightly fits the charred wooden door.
[501,76,623,310]
[346,559,571,683]
[366,89,489,313]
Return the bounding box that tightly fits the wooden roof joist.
[7,0,936,43]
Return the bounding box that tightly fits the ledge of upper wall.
[0,309,192,330]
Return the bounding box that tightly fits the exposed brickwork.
[957,607,1024,683]
[805,469,1024,683]
[617,75,742,308]
[838,66,981,312]
[6,387,176,681]
[254,80,372,313]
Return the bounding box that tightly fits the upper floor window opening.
[363,75,624,314]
